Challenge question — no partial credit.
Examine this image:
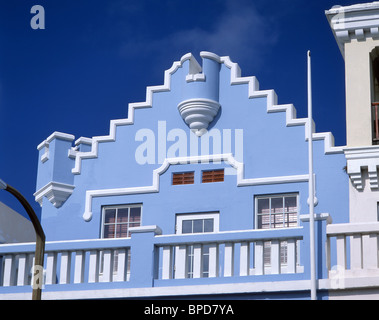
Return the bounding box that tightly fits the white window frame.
[99,204,142,280]
[254,193,299,230]
[174,212,219,279]
[254,193,300,273]
[176,212,220,234]
[100,203,143,239]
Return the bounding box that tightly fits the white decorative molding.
[129,225,162,235]
[68,137,93,159]
[326,2,379,56]
[344,146,379,190]
[299,213,332,224]
[215,52,343,155]
[82,153,309,222]
[178,98,221,136]
[34,182,75,208]
[37,132,75,163]
[64,51,343,176]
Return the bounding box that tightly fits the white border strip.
[82,153,309,221]
[66,52,343,176]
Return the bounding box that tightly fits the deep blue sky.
[0,0,366,219]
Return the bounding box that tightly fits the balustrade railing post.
[129,226,162,287]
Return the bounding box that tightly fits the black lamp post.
[0,179,45,300]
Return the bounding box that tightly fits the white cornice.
[326,2,379,57]
[344,145,379,190]
[34,181,75,208]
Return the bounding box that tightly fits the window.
[202,169,224,183]
[172,172,194,185]
[255,194,298,267]
[176,213,219,278]
[101,204,142,277]
[102,204,141,238]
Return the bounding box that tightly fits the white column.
[115,249,127,282]
[286,239,297,274]
[45,252,57,285]
[59,251,71,284]
[271,240,280,274]
[17,254,31,286]
[336,235,347,270]
[74,251,86,284]
[162,246,173,280]
[362,234,378,269]
[193,245,202,278]
[239,242,250,276]
[254,241,264,275]
[223,243,234,277]
[88,250,99,283]
[101,249,114,282]
[208,244,218,278]
[174,245,187,279]
[350,234,363,270]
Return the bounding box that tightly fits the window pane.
[272,213,283,228]
[193,219,203,233]
[103,224,115,238]
[285,196,297,212]
[116,224,129,238]
[182,220,192,234]
[257,199,269,214]
[271,198,283,213]
[130,207,141,223]
[258,213,270,229]
[117,208,129,223]
[204,219,214,233]
[104,209,116,224]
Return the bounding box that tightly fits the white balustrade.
[327,222,379,279]
[158,237,300,280]
[0,244,130,287]
[0,230,302,290]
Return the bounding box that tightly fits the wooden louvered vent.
[202,169,224,183]
[172,172,194,185]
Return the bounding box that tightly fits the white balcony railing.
[155,228,304,280]
[0,227,304,298]
[326,222,379,279]
[0,237,131,287]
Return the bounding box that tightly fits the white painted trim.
[37,132,75,164]
[34,181,75,208]
[344,146,379,190]
[5,277,379,299]
[66,52,343,176]
[129,225,162,235]
[326,221,379,236]
[217,52,344,154]
[70,53,202,175]
[0,279,313,300]
[82,153,310,221]
[326,2,379,56]
[176,212,220,234]
[37,131,75,151]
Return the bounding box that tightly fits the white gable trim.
[67,52,343,176]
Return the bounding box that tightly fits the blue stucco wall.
[35,52,349,282]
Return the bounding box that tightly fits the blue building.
[2,2,379,300]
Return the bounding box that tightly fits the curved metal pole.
[0,179,45,300]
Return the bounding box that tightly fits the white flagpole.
[307,50,317,300]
